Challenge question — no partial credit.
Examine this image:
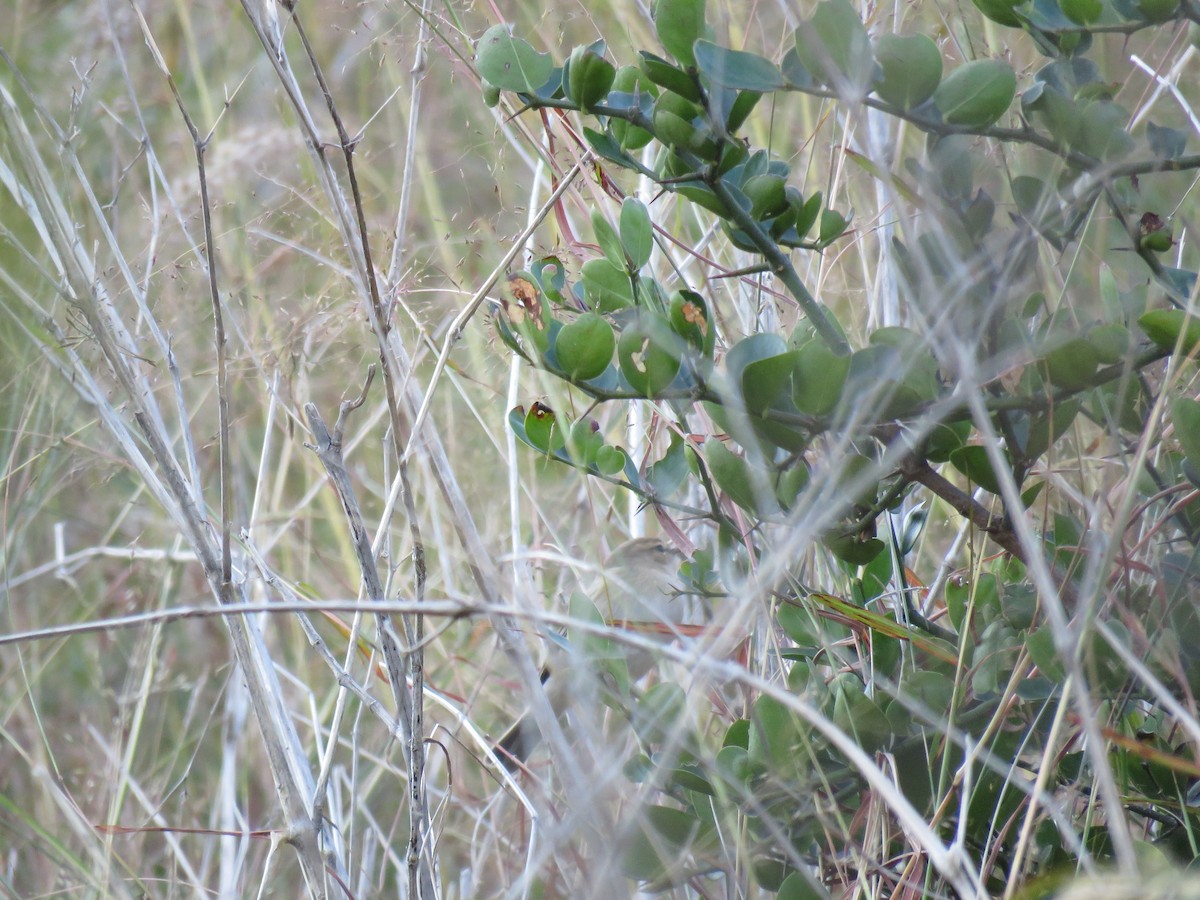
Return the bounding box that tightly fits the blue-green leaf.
[794,0,874,94]
[620,198,654,270]
[949,445,1009,495]
[1171,398,1200,470]
[555,313,616,381]
[581,258,636,311]
[934,59,1016,128]
[873,34,942,109]
[582,126,637,167]
[1140,308,1200,353]
[1147,121,1188,159]
[591,209,626,270]
[654,0,707,68]
[693,40,784,91]
[475,25,553,94]
[793,340,849,415]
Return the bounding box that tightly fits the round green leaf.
[618,312,683,396]
[668,766,715,795]
[1137,0,1180,20]
[1075,100,1134,160]
[723,718,750,750]
[567,45,616,111]
[613,63,657,97]
[567,420,604,466]
[741,351,802,414]
[653,106,716,156]
[583,126,634,167]
[753,858,793,892]
[833,452,880,507]
[868,324,924,352]
[653,107,695,146]
[873,34,942,109]
[646,434,688,498]
[792,190,822,240]
[747,694,801,769]
[644,803,702,848]
[831,681,891,751]
[818,207,850,244]
[726,89,763,131]
[594,444,628,476]
[639,51,703,101]
[934,59,1016,128]
[716,745,752,785]
[1041,337,1099,390]
[1025,625,1066,682]
[612,119,655,151]
[692,40,784,91]
[949,445,1008,495]
[971,0,1022,25]
[1172,398,1200,470]
[654,0,707,68]
[794,0,874,93]
[655,87,704,121]
[674,182,732,217]
[1087,323,1132,365]
[780,46,815,89]
[777,871,826,900]
[1025,86,1082,149]
[776,463,810,509]
[1140,309,1200,354]
[726,332,788,379]
[591,209,627,270]
[620,198,653,270]
[1011,175,1052,219]
[823,532,886,565]
[475,25,553,94]
[1024,399,1081,461]
[704,438,775,515]
[581,258,635,311]
[792,340,850,416]
[742,173,789,218]
[532,255,567,301]
[1061,0,1102,24]
[925,419,970,463]
[523,402,564,454]
[555,313,615,381]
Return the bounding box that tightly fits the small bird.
[494,536,688,769]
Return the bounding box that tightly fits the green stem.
[705,174,851,356]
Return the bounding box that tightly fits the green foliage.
[479,0,1200,894]
[555,313,615,381]
[693,40,785,92]
[617,310,685,396]
[933,59,1016,128]
[873,34,942,109]
[972,0,1023,25]
[1141,309,1200,355]
[567,44,616,111]
[475,25,553,93]
[793,0,874,94]
[653,0,707,68]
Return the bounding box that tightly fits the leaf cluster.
[478,0,1200,893]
